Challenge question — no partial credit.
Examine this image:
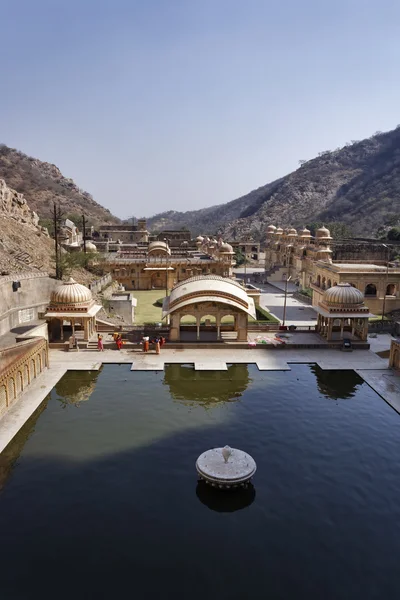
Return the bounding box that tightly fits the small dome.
[316,226,332,238]
[219,243,234,253]
[267,225,276,232]
[275,227,283,235]
[196,235,204,243]
[50,278,92,306]
[148,241,171,254]
[287,228,298,236]
[85,241,97,252]
[299,227,311,237]
[323,283,364,306]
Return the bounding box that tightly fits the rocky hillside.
[0,145,119,226]
[147,127,400,239]
[0,179,55,274]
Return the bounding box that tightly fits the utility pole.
[82,214,87,254]
[381,244,389,323]
[282,275,291,327]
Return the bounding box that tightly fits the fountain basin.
[196,447,256,489]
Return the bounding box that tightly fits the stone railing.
[0,271,49,286]
[0,338,49,419]
[89,273,112,293]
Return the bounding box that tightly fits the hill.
[0,145,119,227]
[146,127,400,239]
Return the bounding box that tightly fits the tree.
[234,247,246,266]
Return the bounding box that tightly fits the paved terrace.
[1,338,398,453]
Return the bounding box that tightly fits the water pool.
[0,363,399,600]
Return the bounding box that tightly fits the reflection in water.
[164,363,251,408]
[310,364,364,400]
[55,370,101,407]
[196,481,256,512]
[0,396,50,490]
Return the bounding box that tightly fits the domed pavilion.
[162,275,256,342]
[45,278,102,342]
[315,283,373,342]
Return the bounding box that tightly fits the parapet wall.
[0,272,57,337]
[0,337,48,419]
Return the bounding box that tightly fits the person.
[75,337,80,352]
[116,334,123,350]
[143,336,149,352]
[160,336,165,348]
[155,337,160,355]
[97,333,104,352]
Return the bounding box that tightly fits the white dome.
[85,241,97,252]
[50,278,92,306]
[148,241,171,255]
[316,226,332,238]
[219,243,234,253]
[323,283,364,306]
[267,225,276,232]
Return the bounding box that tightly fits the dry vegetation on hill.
[146,127,400,239]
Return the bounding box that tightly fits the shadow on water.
[310,364,364,400]
[196,480,256,512]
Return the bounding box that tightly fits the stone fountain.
[196,445,256,490]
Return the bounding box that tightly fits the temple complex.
[264,225,400,315]
[101,235,236,291]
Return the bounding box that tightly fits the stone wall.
[0,272,57,336]
[0,337,48,419]
[89,273,112,294]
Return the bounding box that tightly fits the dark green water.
[0,364,400,600]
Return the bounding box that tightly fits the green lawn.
[133,291,166,324]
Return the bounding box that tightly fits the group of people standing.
[142,336,165,354]
[96,333,165,353]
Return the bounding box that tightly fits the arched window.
[322,277,326,290]
[317,275,321,287]
[327,279,332,289]
[365,283,377,296]
[386,284,396,296]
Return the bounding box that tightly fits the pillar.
[216,315,221,340]
[340,319,344,339]
[71,319,75,335]
[169,313,180,341]
[60,321,64,342]
[196,317,200,341]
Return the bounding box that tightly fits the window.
[364,283,377,296]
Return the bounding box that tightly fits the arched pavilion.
[315,283,372,342]
[45,278,102,342]
[162,275,256,342]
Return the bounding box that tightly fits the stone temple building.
[264,225,400,315]
[102,235,236,291]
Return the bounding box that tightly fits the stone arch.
[151,271,165,289]
[220,314,235,324]
[8,378,16,403]
[178,313,198,341]
[317,275,321,287]
[0,385,7,415]
[365,283,377,296]
[36,354,41,374]
[42,349,47,368]
[327,279,332,289]
[16,371,23,395]
[333,281,338,287]
[30,358,36,380]
[24,364,30,386]
[322,277,326,290]
[386,283,396,296]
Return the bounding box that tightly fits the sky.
[1,0,400,219]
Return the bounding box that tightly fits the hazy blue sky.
[1,0,400,218]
